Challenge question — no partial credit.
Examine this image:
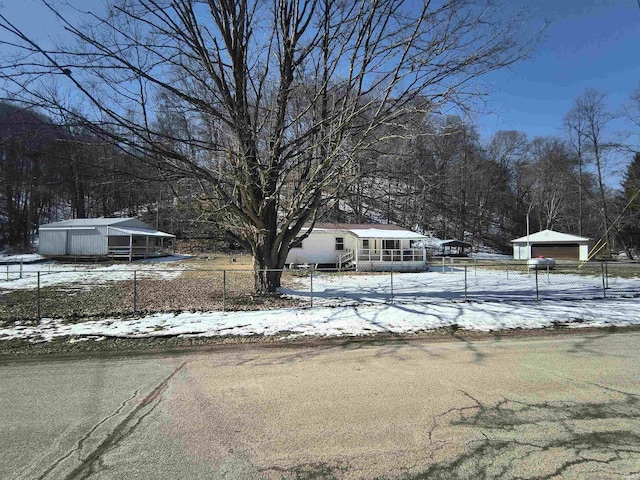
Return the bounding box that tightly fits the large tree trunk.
[252,238,286,294]
[253,265,284,295]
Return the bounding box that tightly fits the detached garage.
[39,218,175,260]
[511,229,590,261]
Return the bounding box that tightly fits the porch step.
[340,260,355,271]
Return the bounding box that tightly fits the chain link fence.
[1,260,640,321]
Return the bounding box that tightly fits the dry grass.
[181,254,253,269]
[0,282,133,323]
[0,256,305,322]
[177,255,254,280]
[0,276,300,322]
[134,275,297,313]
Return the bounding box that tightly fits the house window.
[383,239,399,250]
[362,239,370,250]
[335,237,344,251]
[291,238,303,249]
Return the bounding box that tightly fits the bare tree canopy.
[625,84,640,152]
[565,89,618,256]
[0,0,535,292]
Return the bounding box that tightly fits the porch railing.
[338,250,354,269]
[357,248,425,262]
[107,245,172,257]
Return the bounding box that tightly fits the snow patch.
[1,299,639,342]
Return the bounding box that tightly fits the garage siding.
[39,230,67,255]
[66,229,108,255]
[531,244,580,260]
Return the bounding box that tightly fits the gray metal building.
[38,218,175,260]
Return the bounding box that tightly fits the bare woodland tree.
[487,130,528,232]
[564,107,587,236]
[0,0,533,292]
[625,84,640,153]
[527,137,578,231]
[625,85,640,129]
[565,89,617,256]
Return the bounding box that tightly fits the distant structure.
[511,229,590,261]
[38,218,175,260]
[432,239,472,257]
[285,223,428,271]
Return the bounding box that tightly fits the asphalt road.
[2,332,640,479]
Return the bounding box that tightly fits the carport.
[511,229,590,261]
[434,239,472,257]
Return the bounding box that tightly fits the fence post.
[223,270,227,312]
[390,269,394,304]
[605,261,609,289]
[535,268,539,300]
[546,264,550,284]
[464,265,468,301]
[37,271,41,320]
[310,269,313,308]
[601,262,606,298]
[133,270,137,312]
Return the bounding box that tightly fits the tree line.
[3,86,639,257]
[0,102,223,248]
[0,1,638,293]
[336,85,640,258]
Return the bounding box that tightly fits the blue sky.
[478,0,640,143]
[1,0,638,147]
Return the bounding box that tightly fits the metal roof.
[347,228,427,239]
[313,223,420,231]
[40,217,138,228]
[39,217,175,238]
[108,227,175,238]
[437,239,472,248]
[301,223,427,239]
[511,229,590,244]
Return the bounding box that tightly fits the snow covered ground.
[0,253,46,264]
[1,260,639,343]
[468,252,512,260]
[1,298,639,342]
[281,268,640,304]
[0,255,191,290]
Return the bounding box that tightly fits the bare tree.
[487,130,528,232]
[624,84,640,154]
[0,0,534,292]
[625,84,640,130]
[564,108,587,236]
[527,137,579,231]
[565,89,616,256]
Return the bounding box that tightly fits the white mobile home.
[286,223,428,271]
[511,229,590,261]
[39,218,175,260]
